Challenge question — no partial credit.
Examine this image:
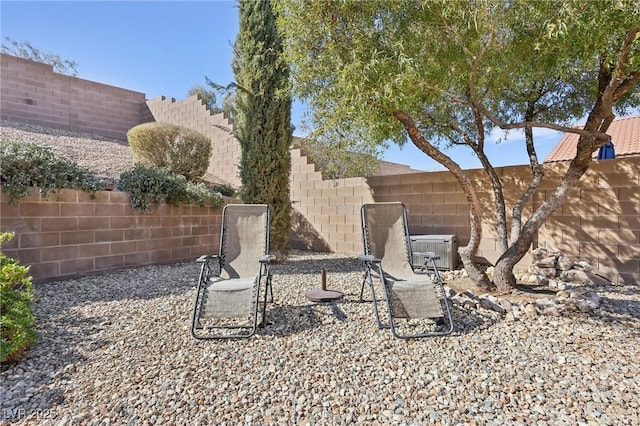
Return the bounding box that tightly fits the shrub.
[127,122,212,182]
[0,140,106,203]
[209,183,237,197]
[1,233,38,364]
[117,164,224,212]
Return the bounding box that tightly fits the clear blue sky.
[0,0,565,171]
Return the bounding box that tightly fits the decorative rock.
[443,285,457,299]
[544,305,562,317]
[531,248,548,261]
[535,256,557,268]
[550,280,566,290]
[584,291,601,309]
[585,272,612,287]
[575,261,593,273]
[480,297,507,314]
[498,298,513,312]
[451,294,478,310]
[535,267,557,279]
[569,288,586,298]
[561,270,592,284]
[574,298,594,312]
[534,298,556,309]
[557,256,576,271]
[524,303,538,318]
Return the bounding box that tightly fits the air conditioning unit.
[410,234,458,270]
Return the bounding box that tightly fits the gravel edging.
[1,252,639,425]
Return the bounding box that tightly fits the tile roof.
[544,115,640,162]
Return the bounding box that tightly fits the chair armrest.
[259,255,274,264]
[413,251,441,260]
[358,254,381,263]
[196,254,221,263]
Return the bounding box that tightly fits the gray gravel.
[1,121,135,182]
[1,251,639,425]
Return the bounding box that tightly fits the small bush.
[209,183,237,197]
[127,122,212,182]
[117,164,224,212]
[0,140,106,203]
[1,233,38,364]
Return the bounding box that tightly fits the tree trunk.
[492,107,615,291]
[491,21,640,290]
[473,147,509,253]
[393,110,494,290]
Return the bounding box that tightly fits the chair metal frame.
[191,204,273,339]
[358,202,454,339]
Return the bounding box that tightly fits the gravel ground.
[2,121,639,424]
[1,252,639,425]
[0,121,135,182]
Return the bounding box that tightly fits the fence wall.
[0,189,228,282]
[1,56,638,285]
[289,148,375,254]
[535,159,640,285]
[145,96,240,187]
[0,54,150,140]
[364,158,640,285]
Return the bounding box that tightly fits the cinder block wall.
[0,189,228,282]
[0,54,149,140]
[365,158,640,285]
[536,158,640,285]
[289,148,374,253]
[146,96,240,187]
[1,55,637,284]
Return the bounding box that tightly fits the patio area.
[1,251,639,425]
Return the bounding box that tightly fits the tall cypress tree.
[233,0,292,259]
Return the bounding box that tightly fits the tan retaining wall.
[146,96,240,187]
[0,54,150,140]
[0,189,228,282]
[365,158,640,285]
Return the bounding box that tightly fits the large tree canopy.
[277,0,640,291]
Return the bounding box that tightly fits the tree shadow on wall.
[289,209,332,253]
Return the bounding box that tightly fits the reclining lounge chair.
[359,202,453,339]
[191,204,273,339]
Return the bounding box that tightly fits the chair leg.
[258,274,272,328]
[359,272,368,302]
[369,272,390,330]
[427,258,443,285]
[190,263,208,336]
[268,275,274,303]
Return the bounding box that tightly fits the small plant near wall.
[117,163,224,212]
[208,183,236,197]
[127,122,212,182]
[1,232,38,364]
[0,140,106,203]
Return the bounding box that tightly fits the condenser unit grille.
[410,235,458,270]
